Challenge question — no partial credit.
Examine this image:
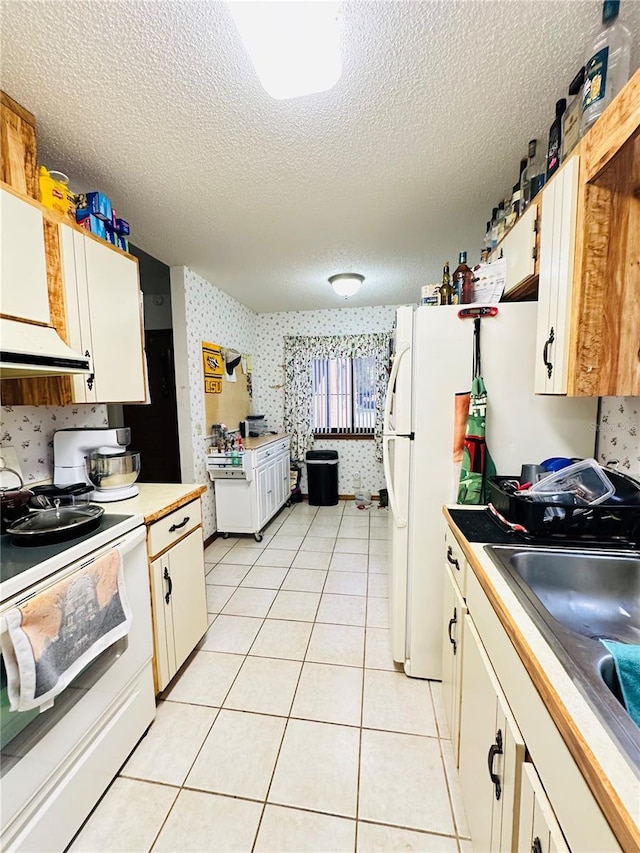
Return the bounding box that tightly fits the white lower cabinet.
[213,437,291,539]
[440,564,467,764]
[454,532,621,853]
[518,763,570,853]
[459,617,525,853]
[148,504,208,692]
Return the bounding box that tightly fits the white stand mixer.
[53,428,140,502]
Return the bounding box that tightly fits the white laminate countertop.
[101,482,207,525]
[239,433,289,451]
[444,506,640,849]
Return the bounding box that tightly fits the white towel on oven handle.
[0,544,133,713]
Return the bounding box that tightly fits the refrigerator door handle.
[383,341,410,434]
[383,434,407,528]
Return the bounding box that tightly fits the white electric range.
[0,511,156,852]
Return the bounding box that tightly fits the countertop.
[444,505,640,851]
[219,433,289,451]
[102,482,207,525]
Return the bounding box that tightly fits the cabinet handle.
[163,566,173,604]
[169,516,190,532]
[85,350,95,391]
[531,839,543,853]
[447,607,457,655]
[487,729,503,801]
[542,327,555,379]
[446,546,460,571]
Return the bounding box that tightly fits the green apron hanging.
[457,318,496,504]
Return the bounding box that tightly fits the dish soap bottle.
[581,0,631,136]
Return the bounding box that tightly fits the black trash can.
[306,450,339,506]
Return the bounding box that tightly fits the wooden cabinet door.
[534,156,580,394]
[0,189,50,324]
[166,528,208,675]
[459,617,525,853]
[82,237,147,402]
[518,763,570,853]
[150,552,175,693]
[441,568,467,764]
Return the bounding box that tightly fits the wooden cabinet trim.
[584,67,640,183]
[443,506,640,853]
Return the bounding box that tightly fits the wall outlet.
[196,422,202,436]
[352,473,361,489]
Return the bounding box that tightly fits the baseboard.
[203,531,219,549]
[300,494,380,502]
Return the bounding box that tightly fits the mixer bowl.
[85,450,141,490]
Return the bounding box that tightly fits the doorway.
[117,246,181,483]
[123,328,181,482]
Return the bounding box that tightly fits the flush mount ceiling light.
[329,273,364,299]
[227,1,342,100]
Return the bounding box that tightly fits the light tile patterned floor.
[70,501,471,853]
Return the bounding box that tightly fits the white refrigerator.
[383,302,598,680]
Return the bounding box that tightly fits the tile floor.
[70,501,472,853]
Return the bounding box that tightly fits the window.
[311,356,377,435]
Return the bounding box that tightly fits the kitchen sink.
[503,550,640,643]
[484,545,640,775]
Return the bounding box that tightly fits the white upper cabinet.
[534,155,580,394]
[59,224,148,403]
[491,203,538,297]
[0,188,50,324]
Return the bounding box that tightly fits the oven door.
[0,525,153,845]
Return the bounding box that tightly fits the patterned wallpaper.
[253,306,399,496]
[0,405,108,482]
[596,397,640,476]
[176,268,256,539]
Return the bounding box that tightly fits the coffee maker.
[53,427,140,502]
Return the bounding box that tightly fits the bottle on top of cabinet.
[439,261,453,305]
[561,66,586,162]
[519,139,545,215]
[453,252,475,304]
[581,0,631,136]
[546,98,567,179]
[490,208,499,249]
[505,183,520,230]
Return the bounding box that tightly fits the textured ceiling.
[1,1,639,312]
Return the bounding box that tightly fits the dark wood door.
[123,329,181,483]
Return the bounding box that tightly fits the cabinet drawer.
[256,440,289,466]
[148,499,202,558]
[445,527,467,596]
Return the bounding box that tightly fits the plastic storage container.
[306,450,339,506]
[528,458,615,505]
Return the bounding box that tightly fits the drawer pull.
[164,566,173,604]
[446,546,460,571]
[169,516,190,533]
[487,729,503,800]
[447,607,457,655]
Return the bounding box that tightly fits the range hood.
[0,318,91,378]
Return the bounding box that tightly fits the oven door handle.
[113,526,147,556]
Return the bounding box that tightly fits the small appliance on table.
[53,427,141,502]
